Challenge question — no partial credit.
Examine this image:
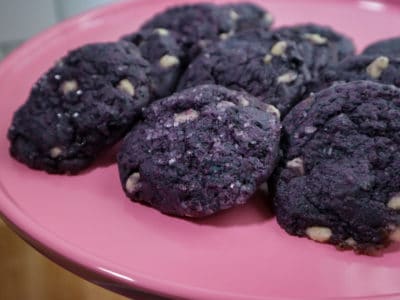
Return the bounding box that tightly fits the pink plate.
[1,0,400,299]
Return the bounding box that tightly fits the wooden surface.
[0,218,128,300]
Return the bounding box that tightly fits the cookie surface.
[220,2,273,32]
[140,3,235,59]
[178,39,311,116]
[232,24,355,84]
[275,81,400,252]
[319,55,400,90]
[118,84,281,218]
[362,37,400,57]
[8,41,152,174]
[122,28,186,98]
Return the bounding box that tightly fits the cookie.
[140,3,235,59]
[220,2,273,32]
[275,81,400,252]
[178,39,311,116]
[8,41,152,174]
[231,24,355,83]
[122,28,186,98]
[362,37,400,57]
[118,84,281,218]
[319,55,400,90]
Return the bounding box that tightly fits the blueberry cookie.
[221,2,273,32]
[275,81,400,252]
[8,41,152,174]
[231,24,355,84]
[362,37,400,57]
[140,3,235,59]
[122,28,186,98]
[319,55,400,90]
[118,84,281,218]
[178,39,311,116]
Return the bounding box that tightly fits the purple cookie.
[275,81,400,253]
[362,37,400,58]
[118,84,281,218]
[231,24,355,84]
[318,55,400,91]
[178,39,311,116]
[140,3,235,59]
[8,42,152,174]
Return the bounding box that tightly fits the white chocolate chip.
[345,238,357,247]
[117,79,135,96]
[265,104,281,119]
[238,95,250,107]
[390,227,400,242]
[219,31,234,40]
[125,172,141,194]
[60,80,78,94]
[50,147,62,158]
[173,109,199,126]
[303,33,328,45]
[263,12,274,24]
[388,193,400,210]
[286,157,304,176]
[277,71,298,84]
[217,101,236,110]
[366,56,389,79]
[159,55,180,68]
[230,9,239,21]
[306,226,332,242]
[153,28,169,36]
[263,54,273,64]
[304,126,317,134]
[270,41,288,56]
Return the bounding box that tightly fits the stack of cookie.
[8,2,400,254]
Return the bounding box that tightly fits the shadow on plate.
[192,191,275,228]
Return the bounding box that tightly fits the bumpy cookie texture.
[232,24,355,85]
[118,85,281,218]
[140,3,235,59]
[362,37,400,57]
[122,29,186,98]
[319,55,400,90]
[275,81,400,252]
[178,39,311,116]
[221,2,273,32]
[8,42,152,174]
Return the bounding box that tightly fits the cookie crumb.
[286,157,304,176]
[219,31,234,40]
[160,55,180,68]
[345,238,357,247]
[117,79,135,96]
[306,226,332,242]
[304,126,317,134]
[366,56,389,79]
[60,80,78,94]
[263,12,274,24]
[125,172,141,194]
[173,109,199,126]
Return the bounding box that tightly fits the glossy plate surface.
[1,0,400,299]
